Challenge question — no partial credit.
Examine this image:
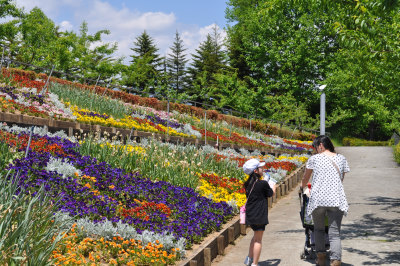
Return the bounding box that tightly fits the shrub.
[342,137,389,146]
[394,143,400,164]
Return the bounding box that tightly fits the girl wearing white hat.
[242,159,276,266]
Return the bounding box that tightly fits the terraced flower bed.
[0,67,314,264]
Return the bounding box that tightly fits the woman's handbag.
[240,181,257,224]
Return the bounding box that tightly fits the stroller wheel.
[304,247,310,256]
[309,249,316,259]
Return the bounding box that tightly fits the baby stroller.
[299,183,329,260]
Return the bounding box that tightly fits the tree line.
[1,0,399,140]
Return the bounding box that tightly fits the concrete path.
[212,147,400,266]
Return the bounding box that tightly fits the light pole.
[319,84,327,135]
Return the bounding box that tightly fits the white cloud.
[82,1,176,32]
[59,21,73,32]
[11,0,227,66]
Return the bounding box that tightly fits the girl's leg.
[248,235,255,259]
[312,207,327,253]
[252,230,264,265]
[327,207,344,261]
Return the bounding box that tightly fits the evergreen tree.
[125,31,162,92]
[225,28,252,83]
[187,25,228,103]
[166,31,188,96]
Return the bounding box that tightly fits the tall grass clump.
[78,134,244,188]
[0,170,72,265]
[49,82,131,119]
[0,141,17,172]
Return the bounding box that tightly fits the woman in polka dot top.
[301,135,350,266]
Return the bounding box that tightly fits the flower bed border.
[176,164,305,266]
[0,112,308,156]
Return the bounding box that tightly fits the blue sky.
[13,0,230,62]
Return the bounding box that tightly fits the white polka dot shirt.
[306,153,350,216]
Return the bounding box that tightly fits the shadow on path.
[342,195,400,264]
[364,196,400,213]
[343,196,400,242]
[344,248,400,265]
[258,259,281,265]
[258,258,355,265]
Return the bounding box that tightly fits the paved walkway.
[212,147,400,266]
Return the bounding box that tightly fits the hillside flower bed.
[1,71,314,154]
[0,126,235,264]
[0,117,309,264]
[0,85,75,120]
[2,67,316,141]
[197,173,246,212]
[283,139,314,150]
[52,232,180,265]
[78,134,244,189]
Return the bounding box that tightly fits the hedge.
[394,143,400,164]
[342,137,389,146]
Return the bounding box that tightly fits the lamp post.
[319,84,327,135]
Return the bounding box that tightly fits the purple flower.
[3,130,233,247]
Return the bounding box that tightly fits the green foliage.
[0,7,123,81]
[58,21,123,80]
[19,7,57,64]
[264,93,315,129]
[325,0,400,139]
[0,0,22,48]
[0,171,72,265]
[342,137,389,146]
[211,72,252,113]
[225,0,400,140]
[0,0,21,18]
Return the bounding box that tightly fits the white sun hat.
[243,158,266,175]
